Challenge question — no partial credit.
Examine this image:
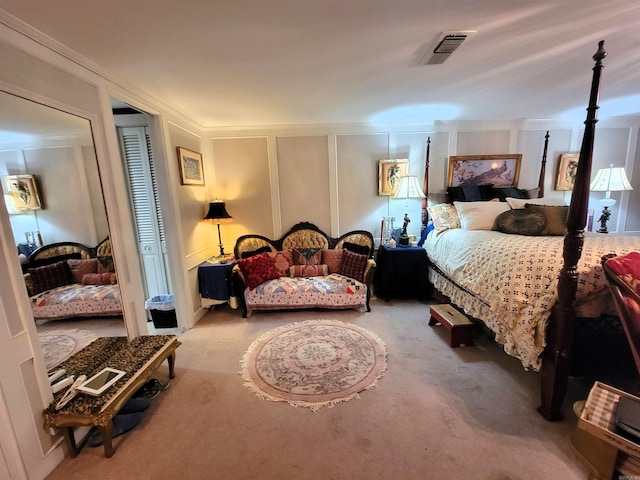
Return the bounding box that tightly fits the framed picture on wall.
[4,174,42,211]
[555,153,579,191]
[378,159,409,196]
[177,146,205,186]
[447,154,522,187]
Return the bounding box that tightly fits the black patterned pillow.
[495,209,547,236]
[292,248,322,266]
[343,241,370,257]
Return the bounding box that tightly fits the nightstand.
[198,258,239,309]
[373,245,430,301]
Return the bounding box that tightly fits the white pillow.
[506,197,567,209]
[454,201,510,230]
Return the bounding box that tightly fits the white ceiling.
[1,0,640,128]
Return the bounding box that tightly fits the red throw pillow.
[338,249,367,283]
[82,272,116,285]
[606,252,640,297]
[67,258,99,283]
[268,251,294,277]
[289,264,328,277]
[321,249,343,274]
[236,252,281,289]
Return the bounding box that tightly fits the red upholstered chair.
[603,252,640,375]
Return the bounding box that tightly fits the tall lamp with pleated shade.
[204,200,233,257]
[589,164,633,234]
[394,175,426,245]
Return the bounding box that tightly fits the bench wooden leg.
[167,352,176,379]
[99,421,115,458]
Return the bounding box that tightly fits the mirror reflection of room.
[0,91,126,371]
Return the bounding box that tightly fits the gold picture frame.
[4,174,42,211]
[177,146,205,186]
[378,159,409,196]
[448,154,522,187]
[555,153,579,191]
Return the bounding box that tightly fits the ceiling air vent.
[424,31,476,65]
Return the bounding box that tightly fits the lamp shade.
[590,165,633,192]
[204,201,233,223]
[394,175,426,199]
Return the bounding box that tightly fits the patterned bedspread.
[245,273,366,312]
[31,283,122,320]
[425,230,640,370]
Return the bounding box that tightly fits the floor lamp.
[394,175,426,245]
[204,201,233,258]
[589,164,633,234]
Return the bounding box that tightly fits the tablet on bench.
[77,368,126,396]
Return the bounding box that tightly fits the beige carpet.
[45,299,593,480]
[241,319,387,411]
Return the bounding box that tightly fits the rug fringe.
[240,319,387,412]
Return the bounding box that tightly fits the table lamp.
[394,175,426,245]
[204,201,233,256]
[589,164,633,234]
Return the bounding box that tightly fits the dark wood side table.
[373,245,430,301]
[198,258,239,308]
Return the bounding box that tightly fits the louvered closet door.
[118,126,169,300]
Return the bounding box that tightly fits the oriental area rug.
[241,319,387,412]
[38,329,97,371]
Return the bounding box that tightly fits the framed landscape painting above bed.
[448,154,522,187]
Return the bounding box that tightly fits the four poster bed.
[422,41,640,420]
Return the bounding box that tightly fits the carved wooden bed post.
[421,136,431,233]
[538,41,607,421]
[537,131,549,198]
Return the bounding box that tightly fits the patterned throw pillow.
[338,249,367,282]
[289,264,329,277]
[321,249,344,274]
[67,258,99,283]
[605,252,640,298]
[241,246,272,258]
[292,248,322,266]
[29,261,73,295]
[427,203,461,234]
[494,209,547,236]
[97,256,115,273]
[268,251,294,277]
[236,252,281,289]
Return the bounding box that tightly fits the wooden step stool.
[428,304,475,347]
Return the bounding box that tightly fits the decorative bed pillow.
[29,260,73,295]
[322,249,344,274]
[67,258,99,283]
[338,249,367,282]
[289,264,329,277]
[343,241,370,257]
[292,248,322,266]
[454,200,510,230]
[495,209,547,236]
[491,186,530,202]
[267,251,293,277]
[506,197,566,209]
[236,252,281,289]
[525,204,569,236]
[447,185,495,202]
[427,203,461,234]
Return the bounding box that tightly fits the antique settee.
[233,222,376,317]
[23,237,121,320]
